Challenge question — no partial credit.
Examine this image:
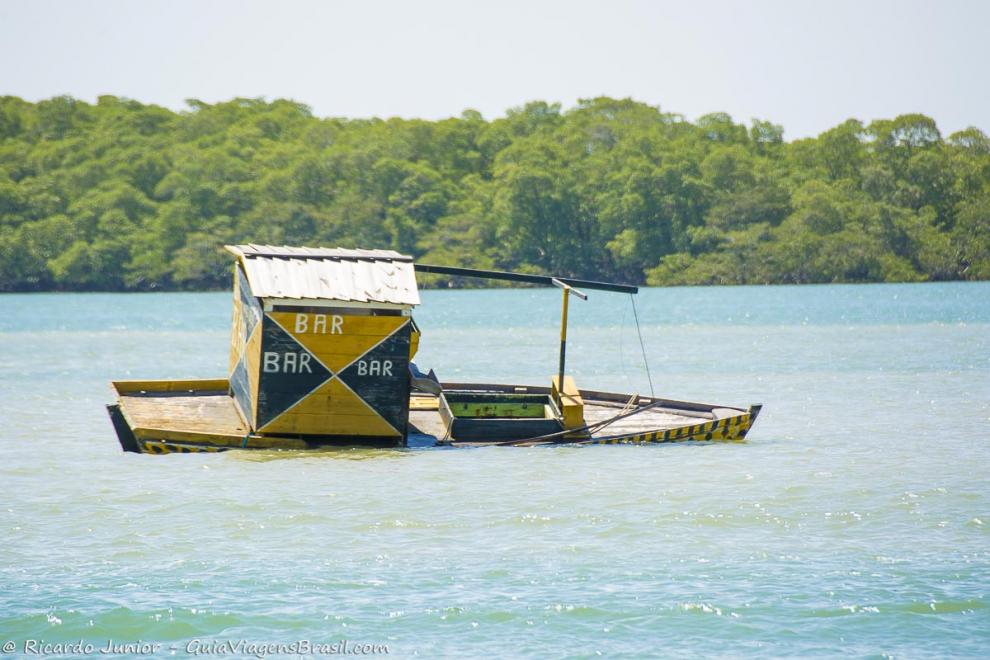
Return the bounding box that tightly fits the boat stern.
[106,403,140,453]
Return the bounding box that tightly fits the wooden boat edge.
[108,378,761,454]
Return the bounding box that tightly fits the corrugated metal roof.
[225,244,420,306]
[228,244,412,261]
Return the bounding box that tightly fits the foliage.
[0,95,987,291]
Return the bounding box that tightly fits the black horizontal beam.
[414,264,639,294]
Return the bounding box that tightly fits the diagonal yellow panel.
[245,322,262,423]
[409,324,420,360]
[229,293,244,374]
[257,378,400,436]
[268,312,409,372]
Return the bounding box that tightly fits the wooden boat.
[107,245,761,454]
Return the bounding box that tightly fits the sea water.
[0,283,987,657]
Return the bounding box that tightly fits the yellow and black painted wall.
[230,265,262,425]
[228,265,417,445]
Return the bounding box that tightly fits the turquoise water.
[1,283,988,658]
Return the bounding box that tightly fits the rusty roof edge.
[224,244,413,262]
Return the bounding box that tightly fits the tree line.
[0,95,987,291]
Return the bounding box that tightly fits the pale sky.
[1,0,986,140]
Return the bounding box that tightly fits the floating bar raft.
[107,244,762,454]
[108,379,760,454]
[225,245,420,445]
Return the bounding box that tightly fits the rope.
[618,393,638,416]
[630,294,655,397]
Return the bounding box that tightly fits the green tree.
[0,95,985,290]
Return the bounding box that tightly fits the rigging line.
[630,294,655,398]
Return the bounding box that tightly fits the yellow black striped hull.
[108,379,761,454]
[587,410,756,445]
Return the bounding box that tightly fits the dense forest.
[0,95,988,292]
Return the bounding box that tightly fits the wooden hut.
[225,245,420,446]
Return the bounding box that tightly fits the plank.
[119,391,249,436]
[113,379,228,394]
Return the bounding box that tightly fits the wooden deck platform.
[110,379,759,454]
[110,380,310,453]
[117,385,249,436]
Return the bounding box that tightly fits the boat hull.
[108,378,760,454]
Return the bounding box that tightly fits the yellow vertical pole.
[557,283,570,397]
[552,278,586,407]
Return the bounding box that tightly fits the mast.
[551,278,587,401]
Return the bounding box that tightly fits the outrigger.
[107,245,761,454]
